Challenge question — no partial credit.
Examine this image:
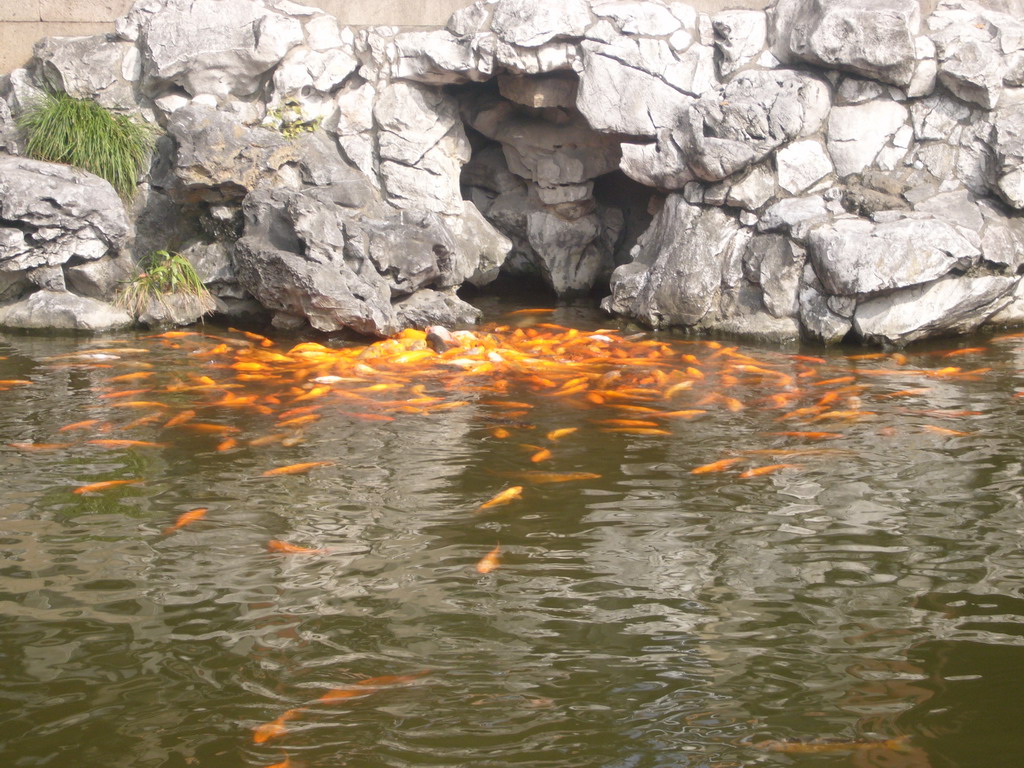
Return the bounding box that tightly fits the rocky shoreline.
[0,0,1023,346]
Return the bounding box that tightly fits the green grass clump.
[18,92,155,200]
[117,250,213,320]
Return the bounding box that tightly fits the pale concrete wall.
[0,0,778,75]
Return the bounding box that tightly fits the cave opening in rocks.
[449,75,653,303]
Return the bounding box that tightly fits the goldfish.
[478,486,524,510]
[88,439,166,448]
[476,545,501,574]
[163,410,197,428]
[763,431,842,440]
[267,539,327,554]
[58,419,101,432]
[8,442,72,451]
[490,471,601,484]
[252,709,302,744]
[738,463,799,478]
[108,372,155,382]
[263,757,292,768]
[921,425,971,437]
[72,479,141,494]
[691,458,743,474]
[163,507,208,534]
[261,461,333,477]
[546,427,577,441]
[317,671,430,703]
[215,438,238,452]
[490,427,511,439]
[602,427,671,435]
[530,448,552,463]
[810,376,856,387]
[755,735,911,754]
[940,347,986,357]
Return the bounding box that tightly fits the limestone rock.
[827,99,909,177]
[526,210,612,296]
[770,0,920,87]
[138,0,305,97]
[776,139,833,194]
[853,274,1018,345]
[32,35,140,110]
[66,253,136,301]
[993,102,1024,209]
[491,0,591,48]
[677,69,831,182]
[743,234,805,318]
[136,290,216,327]
[394,288,482,328]
[807,216,980,296]
[591,0,685,38]
[0,157,130,274]
[712,10,767,78]
[393,29,491,84]
[602,196,743,328]
[498,71,577,109]
[799,266,852,344]
[0,290,133,332]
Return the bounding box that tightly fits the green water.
[2,302,1024,768]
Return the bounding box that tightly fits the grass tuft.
[117,250,214,320]
[18,92,155,200]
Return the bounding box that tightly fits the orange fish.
[602,427,671,435]
[88,439,166,448]
[109,372,155,382]
[546,427,577,441]
[756,735,912,754]
[263,757,292,768]
[478,486,524,510]
[261,461,333,477]
[267,539,327,554]
[8,442,73,451]
[476,545,501,574]
[163,507,208,534]
[530,448,552,463]
[811,376,856,387]
[317,671,430,704]
[921,425,971,437]
[764,431,842,440]
[252,709,302,744]
[97,388,152,399]
[72,479,141,494]
[178,423,238,434]
[491,471,601,484]
[59,419,101,432]
[490,427,511,439]
[738,464,798,478]
[940,347,986,358]
[691,458,743,474]
[216,438,238,452]
[163,410,197,428]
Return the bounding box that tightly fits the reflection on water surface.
[2,303,1024,768]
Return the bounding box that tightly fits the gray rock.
[807,216,980,295]
[977,198,1024,269]
[993,102,1024,208]
[498,71,577,108]
[138,0,305,97]
[712,10,767,78]
[0,157,130,273]
[853,274,1018,345]
[724,163,777,211]
[392,29,491,84]
[393,288,482,328]
[758,195,829,235]
[136,290,216,327]
[799,265,852,344]
[827,99,909,177]
[770,0,920,87]
[33,35,140,110]
[743,234,805,318]
[446,201,513,287]
[677,69,830,182]
[0,290,133,332]
[491,0,591,48]
[526,209,613,296]
[591,0,685,37]
[602,196,743,328]
[66,252,136,300]
[776,139,833,194]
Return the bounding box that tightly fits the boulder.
[770,0,920,87]
[0,157,130,275]
[0,290,132,331]
[676,69,831,182]
[806,215,980,296]
[491,0,591,48]
[993,102,1024,209]
[712,10,768,78]
[32,35,140,110]
[827,99,909,177]
[136,0,305,97]
[853,274,1018,345]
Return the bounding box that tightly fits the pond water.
[2,298,1024,768]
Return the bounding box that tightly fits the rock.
[376,82,471,215]
[136,289,216,327]
[806,215,980,296]
[799,265,853,343]
[977,198,1024,269]
[827,99,909,177]
[66,252,136,300]
[138,0,305,97]
[446,201,513,287]
[491,0,591,48]
[769,0,920,87]
[712,10,767,78]
[0,290,133,331]
[591,0,685,37]
[743,234,805,318]
[393,29,491,84]
[526,209,613,296]
[602,196,744,328]
[677,69,831,182]
[32,35,140,110]
[776,139,833,194]
[853,274,1018,345]
[724,163,777,211]
[498,71,577,108]
[758,195,829,235]
[619,132,696,189]
[0,157,130,274]
[993,102,1024,208]
[394,288,482,328]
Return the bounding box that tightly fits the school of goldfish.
[5,311,1017,764]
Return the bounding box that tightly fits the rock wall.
[0,0,1023,346]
